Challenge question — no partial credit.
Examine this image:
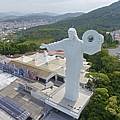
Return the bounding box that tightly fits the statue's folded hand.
[40,43,48,49]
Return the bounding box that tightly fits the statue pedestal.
[45,85,93,119]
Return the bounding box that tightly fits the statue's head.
[68,28,78,40]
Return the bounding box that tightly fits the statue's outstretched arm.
[40,39,65,51]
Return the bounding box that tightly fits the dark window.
[39,78,46,84]
[57,76,64,83]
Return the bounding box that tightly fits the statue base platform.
[45,86,93,119]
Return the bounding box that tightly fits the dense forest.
[0,29,118,55]
[80,49,120,120]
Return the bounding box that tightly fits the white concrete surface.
[0,71,17,90]
[13,53,56,66]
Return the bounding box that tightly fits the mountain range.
[1,1,120,30]
[0,12,84,23]
[35,1,120,31]
[4,1,120,47]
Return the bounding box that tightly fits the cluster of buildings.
[111,30,120,42]
[0,51,93,120]
[0,19,52,39]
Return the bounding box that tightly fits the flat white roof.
[40,58,65,72]
[0,71,17,90]
[0,110,15,120]
[13,53,56,66]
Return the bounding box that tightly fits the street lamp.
[2,37,6,55]
[2,38,10,55]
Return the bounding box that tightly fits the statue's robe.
[47,38,84,101]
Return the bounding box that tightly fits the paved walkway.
[44,111,75,120]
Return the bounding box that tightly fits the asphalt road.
[108,45,120,58]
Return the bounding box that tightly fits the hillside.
[54,12,84,22]
[0,12,26,21]
[48,1,120,30]
[37,1,120,30]
[1,1,119,55]
[15,1,120,45]
[1,12,83,23]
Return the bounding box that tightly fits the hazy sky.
[0,0,118,13]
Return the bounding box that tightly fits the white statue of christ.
[40,28,104,101]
